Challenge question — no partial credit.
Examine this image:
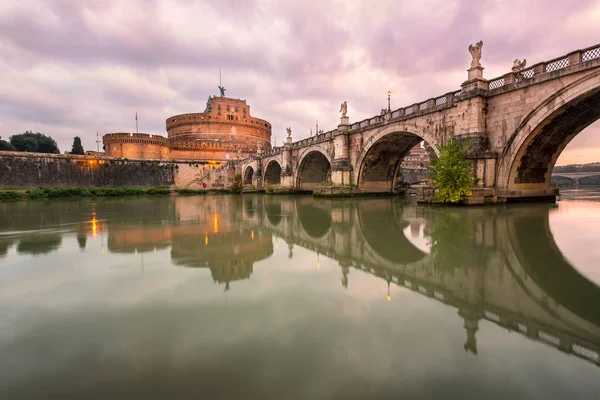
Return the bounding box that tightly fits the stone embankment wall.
[0,152,236,189]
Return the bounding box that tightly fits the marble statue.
[339,101,348,117]
[468,40,483,68]
[512,59,527,72]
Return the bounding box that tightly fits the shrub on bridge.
[428,138,475,204]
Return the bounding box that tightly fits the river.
[1,189,600,399]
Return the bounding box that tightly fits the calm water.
[1,190,600,399]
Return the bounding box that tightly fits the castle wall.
[103,133,169,159]
[0,152,229,189]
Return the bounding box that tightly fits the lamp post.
[387,91,391,112]
[316,120,319,134]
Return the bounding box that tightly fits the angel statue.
[286,127,292,138]
[339,101,348,117]
[218,85,226,96]
[511,59,527,72]
[468,40,483,68]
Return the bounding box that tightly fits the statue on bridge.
[286,127,292,138]
[512,58,527,72]
[339,101,348,117]
[468,40,483,68]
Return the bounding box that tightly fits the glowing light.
[251,230,254,240]
[213,213,219,233]
[91,212,98,239]
[387,295,391,302]
[317,262,320,270]
[205,235,208,245]
[102,247,105,255]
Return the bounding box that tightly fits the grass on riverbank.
[0,186,220,200]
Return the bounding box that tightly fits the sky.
[0,0,599,165]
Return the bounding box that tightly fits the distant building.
[401,143,431,169]
[102,91,272,164]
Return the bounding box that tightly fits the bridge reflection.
[1,195,599,367]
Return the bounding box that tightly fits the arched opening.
[244,166,254,185]
[358,132,434,192]
[499,72,600,193]
[264,161,281,186]
[297,151,331,190]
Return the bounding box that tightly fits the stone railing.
[487,42,600,91]
[350,90,462,132]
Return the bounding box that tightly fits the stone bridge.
[229,42,600,202]
[552,171,600,185]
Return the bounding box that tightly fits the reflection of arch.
[498,70,600,191]
[504,206,600,327]
[297,202,332,239]
[357,125,438,192]
[358,199,427,264]
[265,199,282,226]
[296,151,331,190]
[264,160,281,185]
[243,166,254,185]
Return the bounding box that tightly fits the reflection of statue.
[286,127,292,138]
[339,101,348,117]
[468,40,483,68]
[218,85,226,96]
[512,58,527,72]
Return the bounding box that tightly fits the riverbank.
[0,186,221,201]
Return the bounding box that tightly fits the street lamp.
[387,91,391,112]
[316,120,319,133]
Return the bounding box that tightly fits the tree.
[428,138,475,203]
[10,131,59,154]
[71,136,84,155]
[0,139,16,151]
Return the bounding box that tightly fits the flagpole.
[135,111,138,133]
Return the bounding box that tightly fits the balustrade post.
[427,99,435,109]
[533,62,546,75]
[504,72,516,85]
[568,50,582,65]
[446,93,455,104]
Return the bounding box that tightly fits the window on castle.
[235,106,238,112]
[218,105,221,110]
[228,115,234,121]
[218,111,221,116]
[227,105,230,111]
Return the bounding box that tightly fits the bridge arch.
[497,70,600,192]
[356,124,439,192]
[243,166,254,185]
[264,160,282,186]
[296,150,332,190]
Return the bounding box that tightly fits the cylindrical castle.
[103,93,272,162]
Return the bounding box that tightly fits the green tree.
[0,139,16,151]
[428,138,475,203]
[230,173,243,194]
[10,131,59,154]
[71,136,84,155]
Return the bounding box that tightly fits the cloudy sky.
[0,0,599,165]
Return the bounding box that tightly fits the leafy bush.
[428,138,475,204]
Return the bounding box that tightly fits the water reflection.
[1,195,600,397]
